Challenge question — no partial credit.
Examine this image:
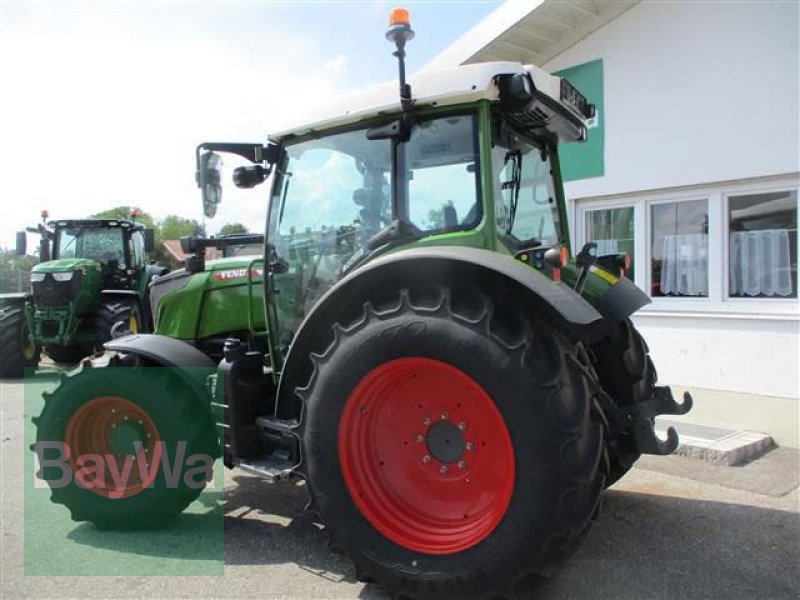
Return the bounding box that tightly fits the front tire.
[94,300,142,347]
[0,306,40,378]
[300,286,606,598]
[33,365,217,528]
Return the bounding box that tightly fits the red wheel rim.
[64,396,161,499]
[339,358,515,555]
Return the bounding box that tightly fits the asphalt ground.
[1,372,798,599]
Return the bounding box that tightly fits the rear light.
[544,245,570,282]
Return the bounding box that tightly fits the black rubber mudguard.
[275,246,604,419]
[0,292,31,305]
[105,333,215,369]
[595,276,650,321]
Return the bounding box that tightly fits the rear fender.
[275,246,605,419]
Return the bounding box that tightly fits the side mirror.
[143,228,156,253]
[15,231,26,256]
[197,151,223,219]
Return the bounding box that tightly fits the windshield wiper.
[367,218,421,250]
[340,219,422,277]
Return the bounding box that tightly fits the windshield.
[267,112,481,362]
[56,227,126,266]
[492,123,561,250]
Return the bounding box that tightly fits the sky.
[0,0,502,247]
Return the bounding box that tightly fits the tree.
[159,215,205,240]
[217,223,249,236]
[91,206,157,230]
[0,247,39,293]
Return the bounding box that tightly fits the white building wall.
[543,1,799,403]
[544,0,800,200]
[632,313,799,398]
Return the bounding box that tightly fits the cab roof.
[270,61,570,142]
[49,219,144,231]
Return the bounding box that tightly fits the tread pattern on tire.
[591,319,657,485]
[298,285,608,599]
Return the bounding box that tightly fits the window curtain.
[729,229,793,296]
[660,234,709,296]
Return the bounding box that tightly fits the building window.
[650,199,709,297]
[728,191,797,298]
[584,206,634,279]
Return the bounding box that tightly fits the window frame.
[574,175,799,319]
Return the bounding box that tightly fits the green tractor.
[33,12,693,598]
[0,213,164,376]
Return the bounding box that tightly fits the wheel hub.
[425,420,465,464]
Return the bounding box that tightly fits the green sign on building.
[555,59,604,181]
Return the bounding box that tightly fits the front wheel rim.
[338,357,515,555]
[64,396,161,498]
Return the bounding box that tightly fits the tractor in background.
[33,9,692,599]
[0,212,164,376]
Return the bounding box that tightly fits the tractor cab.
[195,58,600,362]
[47,219,155,291]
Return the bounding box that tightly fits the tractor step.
[236,451,296,482]
[255,415,299,433]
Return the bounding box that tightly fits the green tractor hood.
[32,258,101,274]
[151,256,266,341]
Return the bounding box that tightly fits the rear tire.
[591,319,656,486]
[33,365,217,528]
[0,306,40,378]
[300,286,606,599]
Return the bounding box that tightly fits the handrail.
[245,257,269,337]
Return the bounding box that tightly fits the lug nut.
[440,411,448,420]
[138,420,143,425]
[439,465,448,474]
[423,417,431,426]
[465,442,474,451]
[458,421,467,431]
[422,455,431,464]
[458,460,466,469]
[415,434,424,443]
